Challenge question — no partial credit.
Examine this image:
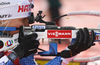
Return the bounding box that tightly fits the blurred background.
[33,0,100,65]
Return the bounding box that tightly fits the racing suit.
[0,32,69,65]
[0,27,95,65]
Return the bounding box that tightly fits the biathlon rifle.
[0,11,100,56]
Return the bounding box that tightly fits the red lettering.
[18,5,31,13]
[18,5,24,12]
[47,30,72,38]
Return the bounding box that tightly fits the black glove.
[60,28,95,58]
[13,26,40,59]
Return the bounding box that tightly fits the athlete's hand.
[13,26,40,59]
[60,28,95,58]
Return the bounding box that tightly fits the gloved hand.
[13,26,40,59]
[60,28,95,58]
